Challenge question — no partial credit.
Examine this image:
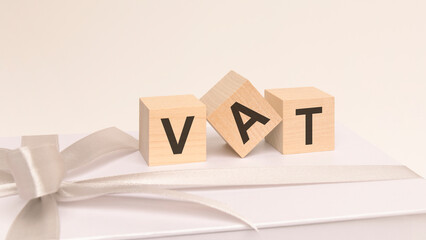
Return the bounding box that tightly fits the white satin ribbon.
[0,127,421,240]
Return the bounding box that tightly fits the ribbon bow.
[0,127,420,239]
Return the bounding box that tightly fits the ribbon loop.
[7,145,65,201]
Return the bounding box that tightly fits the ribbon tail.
[6,195,60,240]
[57,182,258,231]
[67,165,421,190]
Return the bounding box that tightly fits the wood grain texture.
[139,95,206,166]
[201,71,281,157]
[265,87,334,154]
[200,71,246,116]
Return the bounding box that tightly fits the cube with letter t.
[139,95,206,166]
[265,87,334,154]
[201,71,281,157]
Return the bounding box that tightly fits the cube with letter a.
[200,71,281,157]
[139,95,206,166]
[265,87,334,154]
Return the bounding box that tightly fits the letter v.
[161,116,195,154]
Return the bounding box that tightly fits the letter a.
[231,102,270,144]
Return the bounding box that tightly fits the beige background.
[0,1,425,176]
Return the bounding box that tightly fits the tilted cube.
[200,71,281,157]
[139,95,206,166]
[265,87,334,154]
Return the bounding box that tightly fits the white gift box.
[1,124,426,240]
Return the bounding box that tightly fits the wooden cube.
[139,95,206,166]
[200,71,281,157]
[265,87,334,154]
